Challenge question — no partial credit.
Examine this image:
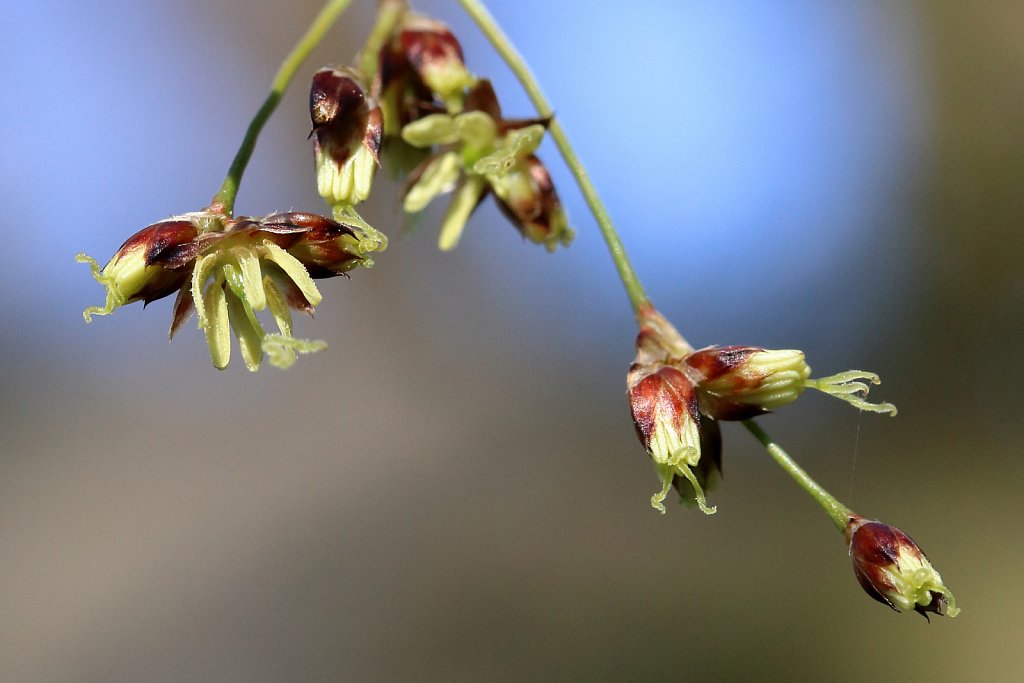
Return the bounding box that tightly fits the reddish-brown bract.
[309,68,382,168]
[628,366,698,452]
[110,220,199,305]
[685,346,761,382]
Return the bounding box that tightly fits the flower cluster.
[78,210,385,371]
[627,306,896,514]
[74,0,960,620]
[374,9,573,251]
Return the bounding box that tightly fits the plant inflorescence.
[77,0,958,618]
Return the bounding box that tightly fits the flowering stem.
[461,0,857,531]
[742,419,852,532]
[455,0,650,316]
[211,0,355,215]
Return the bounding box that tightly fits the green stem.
[742,419,852,532]
[360,0,407,83]
[455,0,650,317]
[211,0,355,215]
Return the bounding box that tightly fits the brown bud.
[398,16,474,103]
[846,515,960,619]
[78,218,200,323]
[310,68,366,128]
[492,155,573,252]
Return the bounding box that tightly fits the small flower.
[395,14,475,111]
[627,307,717,514]
[310,67,383,208]
[491,154,571,250]
[846,515,960,619]
[377,12,475,130]
[76,214,206,322]
[628,361,716,515]
[685,346,811,420]
[80,210,384,371]
[401,79,573,251]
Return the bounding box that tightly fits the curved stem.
[742,419,852,532]
[211,0,355,215]
[455,0,650,317]
[459,0,852,532]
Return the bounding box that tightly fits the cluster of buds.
[846,515,959,619]
[373,8,572,251]
[627,306,896,514]
[78,210,385,371]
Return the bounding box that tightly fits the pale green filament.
[650,462,715,516]
[76,253,121,322]
[439,176,487,250]
[404,152,461,213]
[675,463,716,515]
[806,370,898,416]
[263,335,328,369]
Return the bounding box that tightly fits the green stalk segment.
[212,0,356,215]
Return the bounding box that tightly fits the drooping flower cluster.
[846,515,959,619]
[78,210,385,371]
[373,9,573,251]
[627,306,897,514]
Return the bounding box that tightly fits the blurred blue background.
[2,0,1022,680]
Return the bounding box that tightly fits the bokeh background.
[3,0,1023,680]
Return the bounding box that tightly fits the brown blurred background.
[2,0,1022,680]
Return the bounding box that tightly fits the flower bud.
[628,363,713,514]
[846,515,960,619]
[397,15,475,109]
[685,346,811,420]
[628,310,716,515]
[310,68,383,207]
[490,155,574,252]
[77,217,201,322]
